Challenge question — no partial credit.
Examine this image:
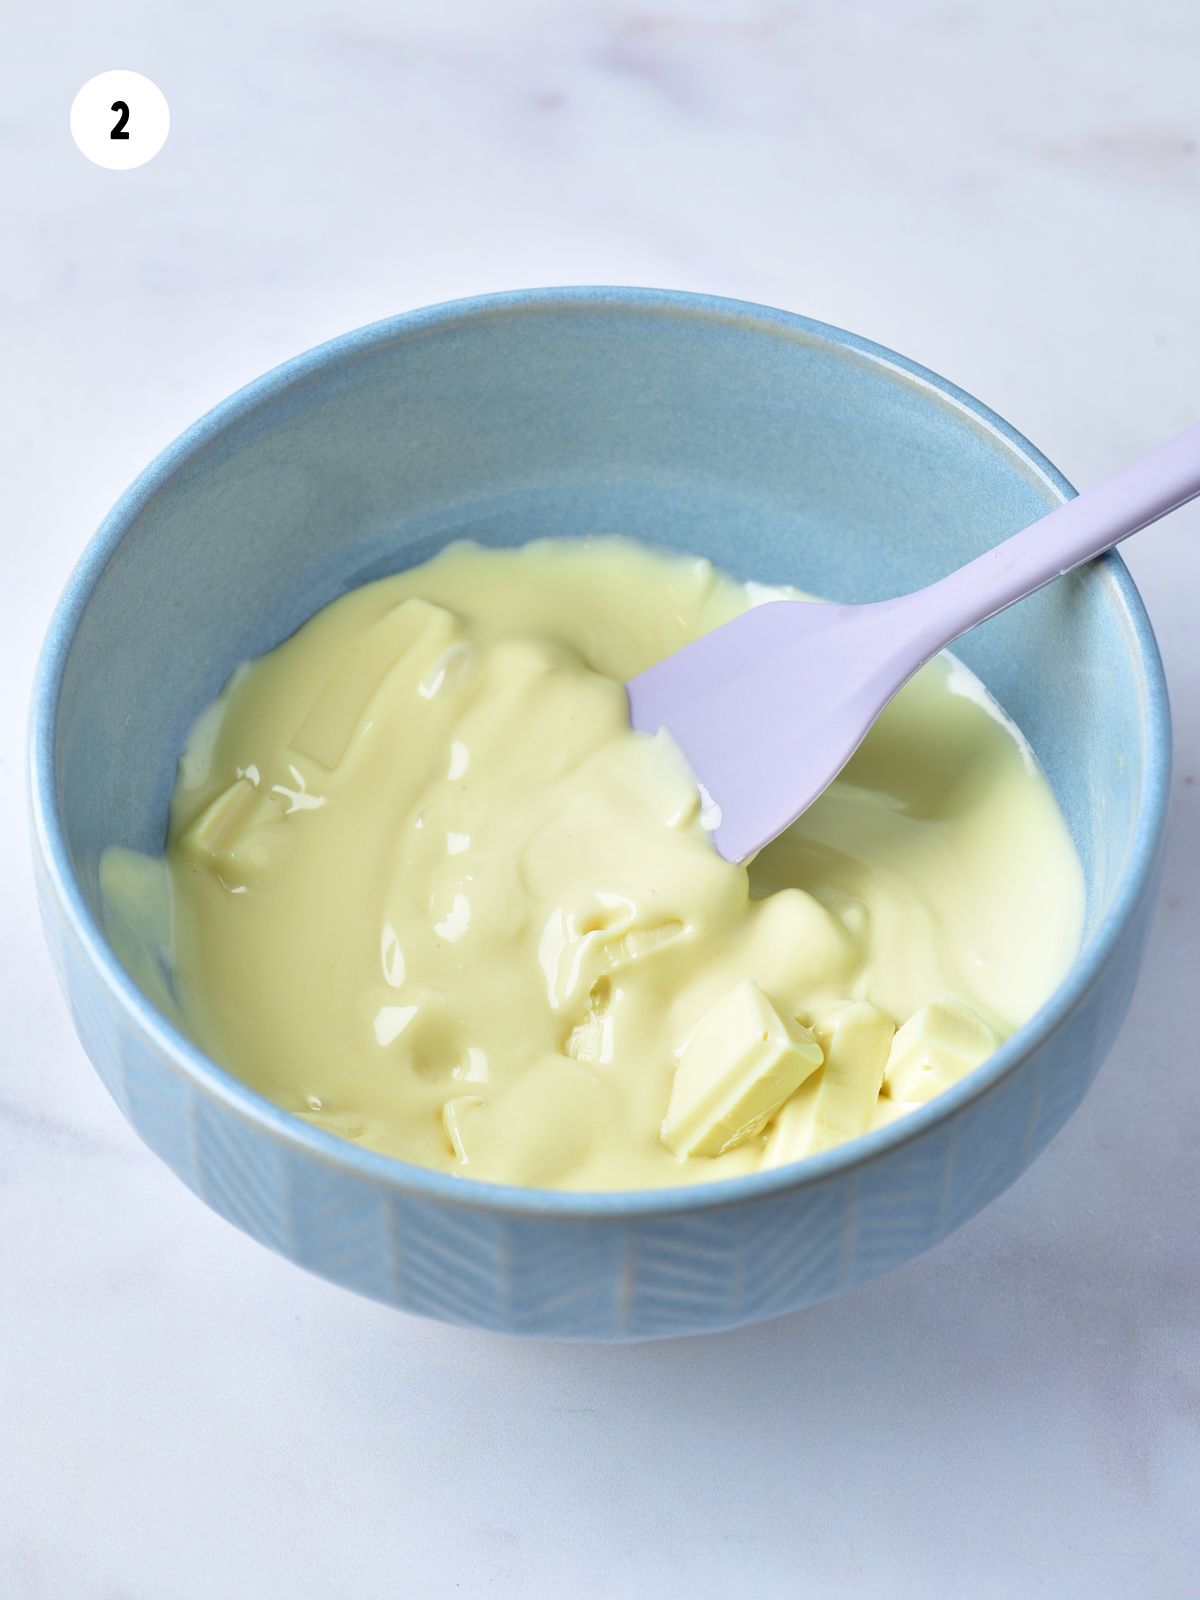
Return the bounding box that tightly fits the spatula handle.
[910,422,1200,649]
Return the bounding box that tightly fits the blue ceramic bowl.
[30,288,1170,1340]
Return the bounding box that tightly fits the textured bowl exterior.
[34,851,1158,1338]
[30,288,1170,1340]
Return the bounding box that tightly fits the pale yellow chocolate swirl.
[102,538,1084,1189]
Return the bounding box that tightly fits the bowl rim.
[28,284,1172,1220]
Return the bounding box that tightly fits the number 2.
[110,101,130,140]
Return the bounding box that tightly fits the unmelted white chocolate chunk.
[180,775,258,857]
[882,999,999,1103]
[179,777,290,885]
[763,999,895,1167]
[662,980,823,1159]
[291,597,459,768]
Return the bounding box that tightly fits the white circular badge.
[70,71,170,170]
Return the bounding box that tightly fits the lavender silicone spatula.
[628,424,1200,864]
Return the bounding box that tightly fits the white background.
[5,3,1199,1595]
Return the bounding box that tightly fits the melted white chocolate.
[102,538,1084,1189]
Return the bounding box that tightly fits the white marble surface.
[5,2,1199,1594]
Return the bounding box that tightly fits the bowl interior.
[47,291,1157,977]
